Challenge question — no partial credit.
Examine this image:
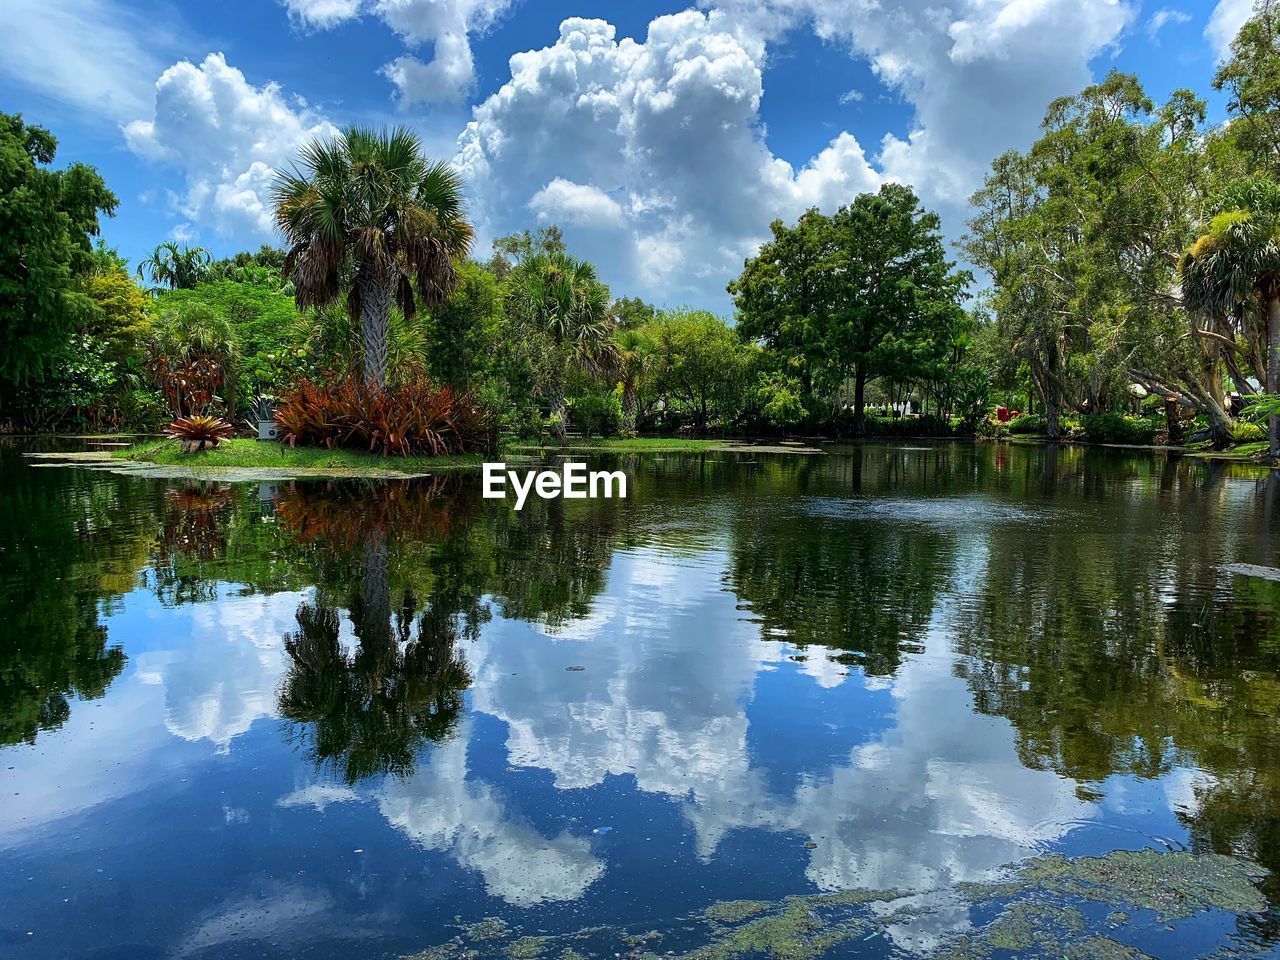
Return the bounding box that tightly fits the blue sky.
[0,0,1254,311]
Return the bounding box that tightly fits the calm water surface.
[3,441,1280,959]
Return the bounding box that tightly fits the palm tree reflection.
[276,480,474,785]
[279,585,471,785]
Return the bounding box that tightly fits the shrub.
[569,393,623,438]
[977,418,1011,439]
[121,388,169,431]
[502,404,544,440]
[148,302,239,418]
[1232,420,1266,444]
[1008,414,1047,435]
[755,372,807,429]
[1080,412,1156,445]
[274,379,496,456]
[859,414,954,437]
[165,415,236,451]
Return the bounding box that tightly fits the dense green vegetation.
[965,3,1280,456]
[7,5,1280,454]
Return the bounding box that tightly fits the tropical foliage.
[273,125,472,389]
[8,3,1280,456]
[164,414,236,449]
[137,242,212,291]
[0,113,116,418]
[274,378,494,456]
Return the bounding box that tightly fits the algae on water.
[402,848,1269,960]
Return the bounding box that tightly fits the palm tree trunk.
[360,263,395,390]
[1270,297,1280,458]
[621,384,637,437]
[549,381,567,444]
[358,534,393,663]
[852,363,867,435]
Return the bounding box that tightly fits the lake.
[3,441,1280,959]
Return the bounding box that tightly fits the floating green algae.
[402,848,1270,960]
[685,900,865,960]
[702,900,772,924]
[1061,935,1155,959]
[989,849,1268,921]
[986,900,1086,951]
[505,935,550,958]
[465,917,512,941]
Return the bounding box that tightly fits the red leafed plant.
[165,415,236,451]
[274,379,496,457]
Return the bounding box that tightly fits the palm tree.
[148,302,239,417]
[1181,178,1280,457]
[136,242,212,290]
[511,251,614,442]
[272,126,472,389]
[614,327,648,437]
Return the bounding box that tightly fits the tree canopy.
[0,113,116,391]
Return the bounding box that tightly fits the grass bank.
[114,438,492,474]
[108,435,734,477]
[1186,440,1277,465]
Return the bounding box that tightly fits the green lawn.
[114,438,492,474]
[111,435,726,475]
[1186,440,1275,464]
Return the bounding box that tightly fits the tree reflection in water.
[0,444,149,746]
[278,595,471,785]
[275,479,477,784]
[10,442,1280,943]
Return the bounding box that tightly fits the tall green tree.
[729,208,828,402]
[422,259,504,390]
[508,250,613,441]
[1214,0,1280,172]
[613,327,649,435]
[0,113,117,395]
[640,309,752,434]
[732,185,968,432]
[967,73,1248,444]
[1181,178,1280,456]
[273,125,472,389]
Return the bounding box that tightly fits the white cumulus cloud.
[455,13,882,309]
[778,0,1134,210]
[125,53,338,239]
[281,0,363,30]
[529,178,625,228]
[278,0,514,103]
[1207,0,1256,60]
[455,0,1134,308]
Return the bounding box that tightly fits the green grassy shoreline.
[114,438,493,474]
[59,433,1279,479]
[105,436,731,477]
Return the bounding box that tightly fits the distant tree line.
[4,2,1280,451]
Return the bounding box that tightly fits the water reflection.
[3,442,1280,958]
[0,451,146,746]
[279,596,471,784]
